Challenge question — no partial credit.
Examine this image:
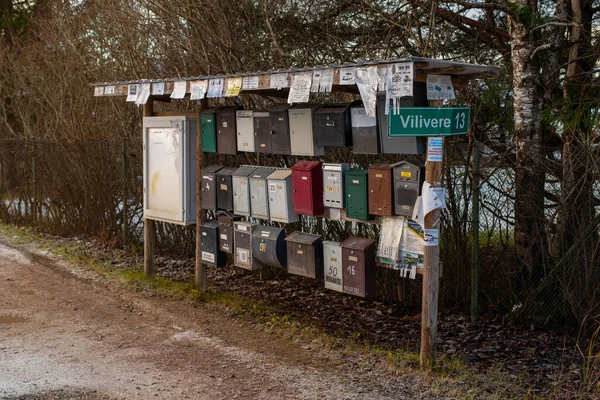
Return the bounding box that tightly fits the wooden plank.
[195,98,208,291]
[143,97,155,277]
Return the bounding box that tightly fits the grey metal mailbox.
[315,103,352,147]
[201,165,223,211]
[285,232,323,279]
[236,110,255,152]
[232,166,257,216]
[288,104,324,156]
[267,169,299,224]
[249,167,275,220]
[217,211,240,254]
[216,167,237,212]
[323,163,349,209]
[393,161,425,217]
[252,225,287,270]
[350,105,379,154]
[253,111,271,153]
[323,241,343,292]
[234,221,257,270]
[200,221,224,267]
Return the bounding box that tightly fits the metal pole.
[471,143,481,323]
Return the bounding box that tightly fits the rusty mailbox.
[377,89,426,155]
[234,221,257,270]
[252,225,287,270]
[201,165,223,211]
[291,160,324,216]
[249,167,276,220]
[285,232,324,280]
[315,103,352,147]
[323,163,349,209]
[232,166,257,216]
[200,221,225,267]
[216,106,240,155]
[350,105,379,154]
[236,110,255,152]
[368,163,402,216]
[267,169,299,224]
[269,103,292,155]
[323,241,343,292]
[253,111,271,153]
[341,237,376,297]
[393,161,425,217]
[216,167,237,211]
[217,211,240,254]
[288,104,324,156]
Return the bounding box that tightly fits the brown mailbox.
[341,237,376,298]
[269,103,292,155]
[216,167,237,211]
[368,163,401,216]
[216,106,240,155]
[254,111,271,153]
[285,232,324,279]
[217,211,240,254]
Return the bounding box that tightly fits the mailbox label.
[202,251,214,263]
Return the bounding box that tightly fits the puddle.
[0,314,28,324]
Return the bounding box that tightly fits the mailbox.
[350,105,379,154]
[236,110,255,152]
[249,167,276,220]
[232,166,257,216]
[234,221,257,270]
[285,232,323,279]
[200,221,225,267]
[288,104,324,156]
[368,163,401,216]
[252,225,287,270]
[254,111,271,153]
[217,211,240,254]
[291,160,324,216]
[341,237,376,297]
[216,167,237,211]
[201,165,224,211]
[323,241,343,292]
[216,106,240,155]
[344,168,372,221]
[377,89,426,155]
[393,161,425,217]
[323,163,349,209]
[267,169,299,224]
[315,103,352,147]
[200,108,217,153]
[269,104,292,155]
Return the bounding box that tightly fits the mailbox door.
[287,242,316,278]
[269,179,297,223]
[395,180,419,217]
[232,175,250,216]
[292,170,313,215]
[252,227,287,269]
[236,110,255,152]
[323,241,343,292]
[250,178,269,219]
[254,112,271,153]
[219,223,234,253]
[323,170,344,208]
[216,173,234,211]
[345,172,369,220]
[342,246,366,297]
[200,223,219,265]
[234,230,252,269]
[270,111,291,155]
[201,173,217,211]
[200,112,217,153]
[289,109,315,156]
[351,106,378,154]
[217,108,237,155]
[368,168,393,216]
[315,113,345,147]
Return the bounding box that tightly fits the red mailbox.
[291,160,323,216]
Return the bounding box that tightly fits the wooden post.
[143,98,155,277]
[471,143,480,323]
[195,99,207,291]
[122,136,129,247]
[32,143,37,225]
[420,100,444,368]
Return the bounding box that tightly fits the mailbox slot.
[393,161,425,217]
[291,160,324,216]
[216,106,240,155]
[267,169,299,224]
[350,105,379,154]
[201,165,224,211]
[323,163,349,209]
[254,111,271,153]
[249,167,276,220]
[315,103,352,147]
[288,104,324,156]
[216,167,237,211]
[269,103,292,155]
[344,168,372,220]
[217,211,240,254]
[236,110,255,152]
[323,241,343,292]
[200,108,217,153]
[285,232,323,279]
[234,221,257,270]
[252,226,287,270]
[341,237,376,297]
[232,166,257,216]
[200,221,225,267]
[368,163,399,217]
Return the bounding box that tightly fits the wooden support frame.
[143,98,155,277]
[195,99,207,291]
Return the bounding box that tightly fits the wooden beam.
[195,99,208,291]
[143,97,155,277]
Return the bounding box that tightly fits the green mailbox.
[200,108,217,153]
[344,168,372,221]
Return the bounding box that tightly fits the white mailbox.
[143,116,197,225]
[249,167,275,220]
[232,166,257,216]
[323,241,343,292]
[267,169,299,224]
[323,163,349,209]
[288,104,324,156]
[236,110,255,152]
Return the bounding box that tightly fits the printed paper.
[426,74,455,100]
[386,62,414,115]
[432,187,447,209]
[190,80,208,100]
[224,77,242,97]
[355,66,378,117]
[126,84,138,102]
[377,67,387,91]
[339,67,356,85]
[151,82,165,96]
[207,78,224,98]
[242,76,259,90]
[105,86,115,95]
[311,70,323,93]
[319,69,334,92]
[412,181,444,229]
[171,81,187,99]
[135,83,151,105]
[424,229,439,247]
[287,72,312,104]
[427,137,444,162]
[94,87,104,97]
[270,73,289,89]
[377,216,405,265]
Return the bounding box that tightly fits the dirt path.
[0,237,416,400]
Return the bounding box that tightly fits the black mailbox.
[393,161,425,217]
[252,225,287,270]
[215,167,237,211]
[254,111,271,153]
[285,232,324,280]
[269,103,292,155]
[217,211,240,254]
[201,165,224,211]
[234,221,257,270]
[315,103,352,147]
[200,221,224,267]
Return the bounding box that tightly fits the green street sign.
[388,107,470,136]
